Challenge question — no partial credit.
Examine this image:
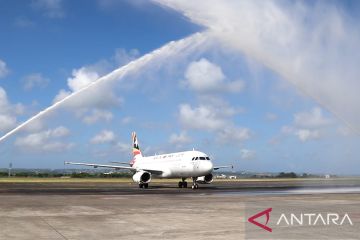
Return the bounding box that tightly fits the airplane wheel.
[192,184,199,189]
[183,182,188,188]
[139,183,144,188]
[144,183,149,189]
[195,184,199,189]
[178,182,183,188]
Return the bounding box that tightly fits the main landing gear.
[139,183,149,189]
[178,178,188,188]
[191,177,199,190]
[178,177,198,189]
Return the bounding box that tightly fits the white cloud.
[157,0,360,134]
[282,125,320,142]
[218,126,251,143]
[295,129,320,142]
[184,58,244,93]
[0,115,16,133]
[53,89,70,103]
[90,130,130,157]
[294,107,331,128]
[0,59,9,78]
[178,96,244,130]
[281,107,330,142]
[53,65,122,121]
[169,131,191,145]
[179,103,250,144]
[90,130,116,144]
[185,58,224,91]
[0,87,23,133]
[22,73,49,91]
[83,109,113,125]
[31,0,65,18]
[22,118,44,133]
[51,126,70,137]
[15,126,73,152]
[240,149,256,160]
[199,96,244,115]
[67,67,100,92]
[89,130,131,157]
[179,104,226,131]
[114,48,140,66]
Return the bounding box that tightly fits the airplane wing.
[109,161,131,165]
[213,165,233,170]
[65,162,134,170]
[64,162,163,175]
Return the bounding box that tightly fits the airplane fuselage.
[132,150,213,178]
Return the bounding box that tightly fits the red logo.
[248,208,272,232]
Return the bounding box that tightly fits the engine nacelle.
[132,171,151,183]
[196,174,213,184]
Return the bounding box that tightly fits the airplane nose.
[203,161,213,173]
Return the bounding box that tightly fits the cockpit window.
[194,156,210,160]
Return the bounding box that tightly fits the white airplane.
[65,132,232,189]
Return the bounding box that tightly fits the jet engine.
[132,171,151,183]
[196,173,213,184]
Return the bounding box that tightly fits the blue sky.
[0,0,359,174]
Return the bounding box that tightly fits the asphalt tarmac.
[1,179,359,195]
[0,180,359,239]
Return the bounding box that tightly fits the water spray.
[0,32,207,143]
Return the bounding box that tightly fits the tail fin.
[132,132,142,157]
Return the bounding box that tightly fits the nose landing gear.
[191,177,199,189]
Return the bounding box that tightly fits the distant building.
[325,174,331,179]
[229,175,237,179]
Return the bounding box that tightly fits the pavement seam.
[39,217,68,240]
